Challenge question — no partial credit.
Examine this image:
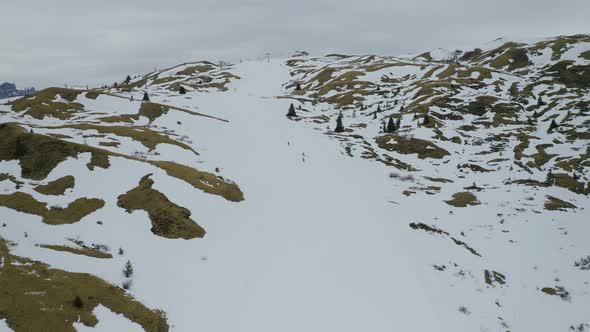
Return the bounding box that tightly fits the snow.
[0,320,14,332]
[73,305,143,332]
[1,44,590,332]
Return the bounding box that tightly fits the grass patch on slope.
[0,238,168,332]
[544,195,577,211]
[0,192,104,225]
[0,123,110,180]
[545,60,590,88]
[117,174,206,239]
[445,192,480,207]
[55,124,196,154]
[99,102,170,124]
[489,47,531,72]
[375,135,450,159]
[34,175,75,196]
[553,173,589,194]
[39,244,113,259]
[0,123,242,201]
[10,88,84,120]
[148,161,244,202]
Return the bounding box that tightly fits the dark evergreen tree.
[123,260,134,278]
[335,113,344,132]
[179,86,186,94]
[386,117,396,133]
[377,105,382,113]
[125,75,132,84]
[372,112,377,120]
[396,117,401,129]
[295,82,302,91]
[142,92,150,102]
[548,119,558,132]
[537,95,545,106]
[287,103,297,117]
[114,82,118,88]
[423,114,431,126]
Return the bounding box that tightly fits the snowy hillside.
[1,35,589,332]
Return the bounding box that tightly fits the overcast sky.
[1,0,589,88]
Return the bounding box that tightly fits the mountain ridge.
[0,82,36,99]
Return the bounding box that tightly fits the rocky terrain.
[0,82,35,99]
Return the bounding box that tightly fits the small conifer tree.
[295,82,302,91]
[396,117,401,128]
[335,113,344,132]
[125,75,132,84]
[123,260,134,278]
[423,114,431,126]
[179,86,186,94]
[387,117,396,133]
[287,103,297,117]
[142,92,150,102]
[548,119,558,132]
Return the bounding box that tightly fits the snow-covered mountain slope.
[0,35,589,332]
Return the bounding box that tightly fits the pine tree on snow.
[335,113,345,132]
[123,260,134,278]
[287,103,297,117]
[548,119,558,132]
[386,117,396,133]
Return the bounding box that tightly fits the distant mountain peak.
[0,82,36,99]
